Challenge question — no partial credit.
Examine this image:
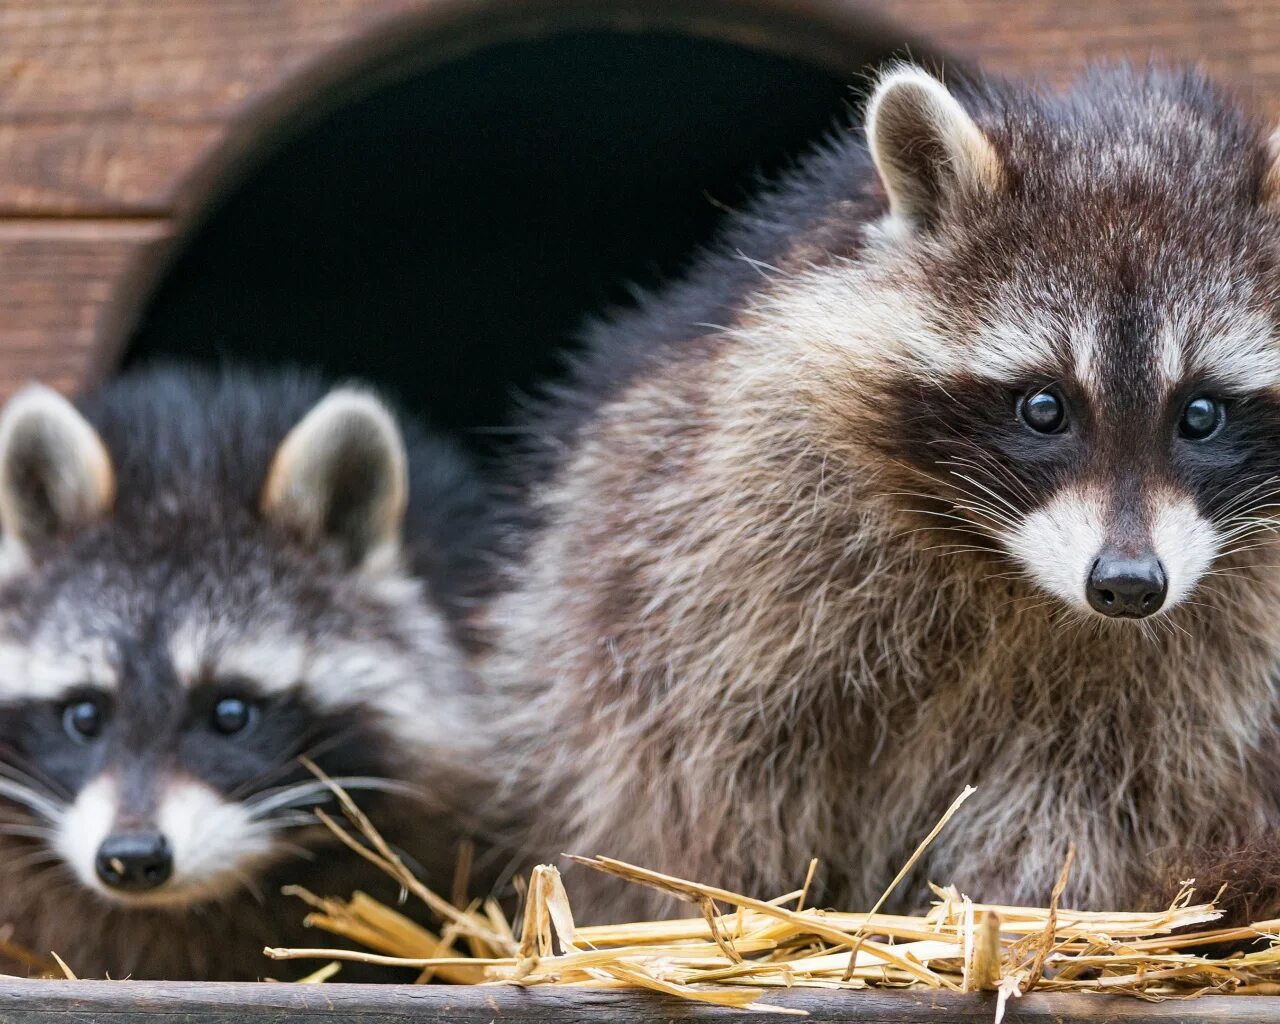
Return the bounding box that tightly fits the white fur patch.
[1069,318,1101,396]
[1190,311,1280,391]
[1005,489,1216,615]
[167,605,466,752]
[1158,322,1185,388]
[967,312,1063,383]
[1003,488,1106,610]
[155,777,279,906]
[0,637,115,702]
[54,773,285,908]
[1150,495,1217,610]
[53,774,117,894]
[749,265,1068,386]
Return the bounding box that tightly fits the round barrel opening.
[110,8,931,450]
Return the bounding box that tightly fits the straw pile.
[262,780,1280,1016]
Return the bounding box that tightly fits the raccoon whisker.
[890,522,1003,551]
[885,481,1012,526]
[993,595,1055,617]
[1214,531,1280,552]
[223,728,365,802]
[1190,582,1249,613]
[949,504,1017,532]
[1212,515,1280,539]
[1215,544,1280,563]
[0,755,71,803]
[267,839,319,863]
[0,823,57,841]
[935,450,1031,495]
[926,492,1016,529]
[920,477,1021,529]
[261,811,322,829]
[0,779,64,823]
[891,507,1002,536]
[245,776,419,819]
[928,429,1037,501]
[225,723,391,803]
[3,848,62,875]
[942,468,1027,519]
[1213,532,1274,555]
[953,509,1016,534]
[1216,545,1280,561]
[1213,515,1280,544]
[921,544,998,558]
[23,861,75,895]
[1209,475,1280,521]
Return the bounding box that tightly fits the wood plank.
[875,0,1280,104]
[0,982,1277,1022]
[0,0,1269,121]
[0,0,1278,217]
[0,122,219,217]
[0,220,169,396]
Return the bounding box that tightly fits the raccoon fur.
[491,65,1280,920]
[0,366,499,979]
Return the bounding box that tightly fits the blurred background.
[0,0,1272,454]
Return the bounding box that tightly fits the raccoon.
[0,366,498,979]
[491,65,1280,920]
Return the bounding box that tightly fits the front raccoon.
[494,66,1280,918]
[0,368,495,978]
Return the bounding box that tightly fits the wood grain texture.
[1,0,1276,217]
[876,0,1280,105]
[0,0,1276,391]
[0,221,167,394]
[0,982,1276,1022]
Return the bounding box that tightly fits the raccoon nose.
[95,832,173,892]
[1086,550,1167,618]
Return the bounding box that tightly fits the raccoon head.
[786,66,1280,622]
[0,382,467,908]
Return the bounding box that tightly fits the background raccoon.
[0,366,499,979]
[492,65,1280,920]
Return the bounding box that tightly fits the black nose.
[95,832,172,891]
[1087,550,1167,618]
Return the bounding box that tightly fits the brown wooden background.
[3,0,1277,401]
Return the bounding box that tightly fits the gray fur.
[0,365,500,979]
[491,65,1280,920]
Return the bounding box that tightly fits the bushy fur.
[0,366,502,979]
[491,66,1280,920]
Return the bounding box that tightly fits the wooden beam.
[0,219,168,395]
[0,982,1275,1022]
[2,0,1275,219]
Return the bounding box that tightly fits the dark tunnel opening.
[114,21,921,452]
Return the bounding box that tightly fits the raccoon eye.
[1018,390,1066,434]
[1179,396,1224,441]
[62,699,104,742]
[211,696,256,736]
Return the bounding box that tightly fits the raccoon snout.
[1086,549,1167,619]
[94,831,173,892]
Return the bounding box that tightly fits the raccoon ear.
[1262,128,1280,209]
[865,66,1004,229]
[0,385,114,554]
[261,388,408,569]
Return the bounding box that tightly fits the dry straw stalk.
[254,781,1280,1016]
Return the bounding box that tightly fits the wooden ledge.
[0,981,1275,1021]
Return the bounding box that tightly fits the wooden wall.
[1,0,1276,399]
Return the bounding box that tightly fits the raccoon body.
[0,367,498,979]
[493,66,1280,918]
